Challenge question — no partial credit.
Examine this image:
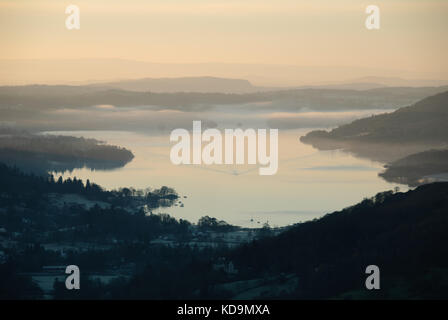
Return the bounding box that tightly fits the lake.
[48,126,407,228]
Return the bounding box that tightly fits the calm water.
[48,128,407,228]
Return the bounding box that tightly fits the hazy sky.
[0,0,447,83]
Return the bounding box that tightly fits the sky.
[0,0,447,84]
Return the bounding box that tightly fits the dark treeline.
[0,163,174,204]
[0,132,134,174]
[197,216,235,232]
[0,163,184,241]
[0,163,234,300]
[2,163,448,299]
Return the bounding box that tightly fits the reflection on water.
[50,129,407,227]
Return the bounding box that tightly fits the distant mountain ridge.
[2,59,447,87]
[347,76,448,88]
[86,76,448,93]
[88,76,257,93]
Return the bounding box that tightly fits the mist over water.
[49,124,407,227]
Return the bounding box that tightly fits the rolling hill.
[229,182,448,299]
[301,91,448,162]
